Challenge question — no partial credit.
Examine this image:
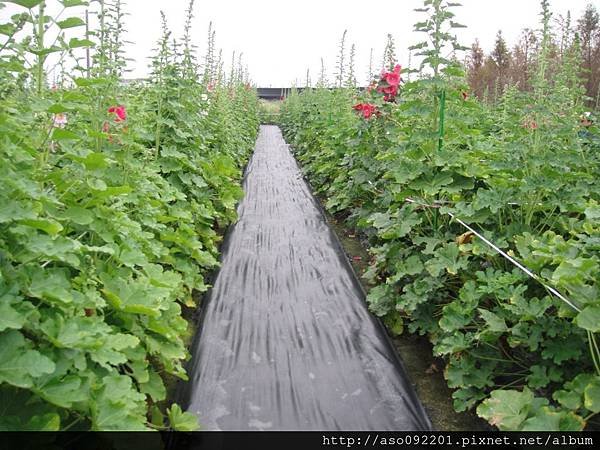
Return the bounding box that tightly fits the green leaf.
[18,218,63,235]
[68,37,95,49]
[35,375,88,408]
[575,305,600,332]
[0,331,55,388]
[0,300,30,332]
[476,388,534,431]
[140,370,166,402]
[521,407,561,431]
[425,243,468,276]
[559,412,586,431]
[56,17,85,29]
[584,378,600,413]
[553,389,582,410]
[478,309,508,333]
[61,0,89,7]
[167,404,199,431]
[90,374,149,431]
[24,413,61,431]
[5,0,44,9]
[62,206,94,225]
[73,77,111,87]
[52,128,80,141]
[28,267,73,304]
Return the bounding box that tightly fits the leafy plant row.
[281,0,600,431]
[0,0,259,430]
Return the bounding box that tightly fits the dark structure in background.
[257,87,366,100]
[256,87,302,100]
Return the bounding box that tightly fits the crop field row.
[280,0,600,431]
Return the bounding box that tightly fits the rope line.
[404,197,582,313]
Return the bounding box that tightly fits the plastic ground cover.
[179,125,432,431]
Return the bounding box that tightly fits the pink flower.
[353,103,377,119]
[377,64,402,102]
[108,105,127,122]
[52,113,68,128]
[383,64,402,87]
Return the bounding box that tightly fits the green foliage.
[0,0,258,431]
[281,0,600,432]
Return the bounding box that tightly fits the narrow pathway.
[182,126,431,430]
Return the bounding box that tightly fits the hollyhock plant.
[383,64,401,87]
[104,105,128,141]
[52,113,68,129]
[377,64,402,102]
[353,103,378,119]
[108,105,127,122]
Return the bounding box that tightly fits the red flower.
[377,64,402,102]
[383,64,402,87]
[353,103,377,119]
[462,91,469,100]
[108,105,127,122]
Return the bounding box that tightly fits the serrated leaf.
[6,0,44,8]
[478,309,508,333]
[62,206,94,225]
[140,370,166,402]
[73,77,110,87]
[19,218,63,235]
[476,388,534,430]
[68,37,95,48]
[52,128,80,141]
[0,331,55,388]
[24,413,61,431]
[575,305,600,332]
[35,375,88,408]
[28,267,73,304]
[167,404,199,431]
[61,0,89,7]
[584,378,600,413]
[57,17,85,29]
[521,407,561,431]
[0,301,29,332]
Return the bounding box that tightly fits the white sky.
[0,0,595,86]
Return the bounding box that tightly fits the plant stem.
[36,2,45,95]
[438,88,446,152]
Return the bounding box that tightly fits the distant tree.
[467,39,485,98]
[578,3,600,106]
[491,30,511,95]
[510,29,538,91]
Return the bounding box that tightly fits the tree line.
[466,2,600,109]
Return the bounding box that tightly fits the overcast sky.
[0,0,595,86]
